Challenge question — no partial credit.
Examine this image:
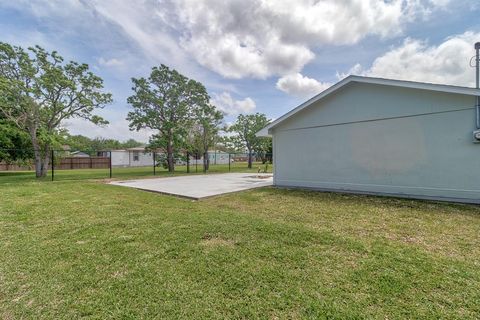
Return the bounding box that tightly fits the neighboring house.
[258,75,480,203]
[97,148,230,167]
[189,150,231,165]
[70,151,90,158]
[98,148,154,167]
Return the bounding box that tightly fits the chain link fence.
[0,148,273,181]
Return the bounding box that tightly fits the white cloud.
[162,0,450,79]
[276,73,332,97]
[98,57,124,67]
[341,31,480,87]
[64,117,154,143]
[211,92,256,115]
[0,0,451,81]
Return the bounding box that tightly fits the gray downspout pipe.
[475,42,480,129]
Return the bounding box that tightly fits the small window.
[133,151,139,161]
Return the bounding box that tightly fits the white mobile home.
[189,151,231,165]
[258,75,480,203]
[98,148,154,167]
[98,148,231,167]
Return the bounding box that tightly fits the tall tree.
[61,134,145,151]
[229,113,271,168]
[122,138,144,149]
[127,64,210,172]
[0,116,33,163]
[187,103,223,171]
[0,43,112,177]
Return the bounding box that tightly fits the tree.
[0,43,112,177]
[229,113,271,168]
[0,116,33,163]
[187,103,223,171]
[127,65,210,172]
[122,138,144,149]
[60,134,92,151]
[61,134,145,152]
[89,137,122,151]
[255,137,272,164]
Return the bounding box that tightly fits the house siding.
[272,82,480,203]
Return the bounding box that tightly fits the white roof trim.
[257,75,480,137]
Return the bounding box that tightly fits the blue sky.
[1,0,479,142]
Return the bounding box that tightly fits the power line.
[278,105,475,132]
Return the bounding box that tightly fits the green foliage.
[229,113,271,152]
[127,64,213,172]
[229,113,271,167]
[60,134,145,151]
[186,103,224,170]
[122,138,144,149]
[0,119,33,162]
[0,42,112,177]
[215,136,239,153]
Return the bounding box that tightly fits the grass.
[0,161,273,183]
[0,173,479,318]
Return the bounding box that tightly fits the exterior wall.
[110,151,230,167]
[111,150,153,167]
[189,152,231,165]
[129,151,153,167]
[209,152,230,164]
[273,82,480,203]
[111,151,129,167]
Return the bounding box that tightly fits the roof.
[70,151,90,157]
[126,147,147,151]
[257,75,480,136]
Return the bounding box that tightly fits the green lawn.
[1,174,479,319]
[0,161,273,182]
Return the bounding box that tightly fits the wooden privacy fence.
[55,157,110,170]
[0,162,34,171]
[0,156,110,171]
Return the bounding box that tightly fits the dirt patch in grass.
[200,233,236,248]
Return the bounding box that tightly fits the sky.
[1,0,480,142]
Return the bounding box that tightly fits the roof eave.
[258,75,480,133]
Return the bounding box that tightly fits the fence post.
[203,152,207,173]
[187,152,190,173]
[228,153,231,172]
[51,149,55,181]
[109,151,112,178]
[153,151,156,176]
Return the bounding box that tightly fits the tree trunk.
[40,148,51,177]
[248,149,253,169]
[167,134,174,172]
[261,152,267,164]
[29,128,44,178]
[203,152,208,172]
[33,149,42,178]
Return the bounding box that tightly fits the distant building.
[70,151,91,158]
[190,150,231,165]
[97,148,231,167]
[97,147,153,167]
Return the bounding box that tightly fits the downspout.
[475,42,480,129]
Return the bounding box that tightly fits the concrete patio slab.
[109,173,273,199]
